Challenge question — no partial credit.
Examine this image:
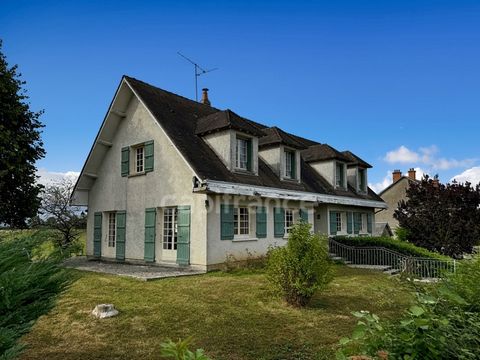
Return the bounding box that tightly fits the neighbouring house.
[375,168,419,233]
[374,222,393,237]
[71,76,386,271]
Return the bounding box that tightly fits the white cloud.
[384,146,420,164]
[450,167,480,185]
[384,145,476,171]
[36,168,79,186]
[369,171,393,193]
[414,167,427,180]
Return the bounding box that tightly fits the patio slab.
[64,256,206,281]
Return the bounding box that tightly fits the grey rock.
[92,304,119,319]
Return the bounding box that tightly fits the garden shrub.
[266,222,333,307]
[160,337,211,360]
[394,227,409,242]
[0,233,71,359]
[441,254,480,312]
[337,255,480,359]
[333,235,449,260]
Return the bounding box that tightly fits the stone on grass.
[92,304,119,319]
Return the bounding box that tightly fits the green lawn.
[20,266,412,360]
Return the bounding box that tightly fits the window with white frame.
[284,150,295,179]
[235,137,249,170]
[108,212,116,247]
[361,213,367,233]
[335,162,345,188]
[234,207,250,235]
[163,207,178,250]
[285,209,294,234]
[135,146,144,173]
[335,212,342,233]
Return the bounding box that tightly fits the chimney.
[201,88,211,106]
[392,169,402,183]
[408,168,416,180]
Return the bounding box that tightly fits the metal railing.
[328,238,456,279]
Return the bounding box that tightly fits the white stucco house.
[72,76,386,271]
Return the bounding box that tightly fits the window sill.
[232,237,258,242]
[233,168,257,176]
[281,177,300,183]
[128,171,146,178]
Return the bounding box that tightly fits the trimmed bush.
[333,235,449,260]
[266,222,333,307]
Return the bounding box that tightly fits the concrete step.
[383,268,401,276]
[347,264,392,271]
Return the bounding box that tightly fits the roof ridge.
[123,75,221,111]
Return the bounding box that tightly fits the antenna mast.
[177,52,218,101]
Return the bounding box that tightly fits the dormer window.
[235,136,252,171]
[284,149,296,179]
[358,168,367,192]
[335,162,346,188]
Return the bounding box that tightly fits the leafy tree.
[0,40,45,228]
[394,175,480,257]
[40,178,83,250]
[266,222,333,307]
[0,232,71,359]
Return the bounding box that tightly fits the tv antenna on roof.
[177,51,218,102]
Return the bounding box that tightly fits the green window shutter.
[274,207,285,238]
[144,208,156,262]
[93,212,102,257]
[116,211,126,261]
[299,208,308,223]
[246,139,253,171]
[329,211,337,236]
[256,206,267,238]
[220,204,234,240]
[176,206,191,266]
[353,212,361,235]
[144,140,154,173]
[347,212,353,234]
[367,213,373,234]
[121,147,130,177]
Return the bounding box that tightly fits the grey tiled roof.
[125,76,382,202]
[259,126,308,149]
[195,109,265,137]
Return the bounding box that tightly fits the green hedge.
[333,236,450,260]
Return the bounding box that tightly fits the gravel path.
[64,256,206,281]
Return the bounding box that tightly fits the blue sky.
[2,0,480,190]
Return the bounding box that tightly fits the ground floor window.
[335,212,342,232]
[233,206,250,235]
[361,213,367,233]
[108,212,116,247]
[285,209,294,234]
[163,207,178,250]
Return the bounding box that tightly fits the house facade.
[376,169,418,232]
[72,76,386,271]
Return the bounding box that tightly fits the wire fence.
[329,238,456,279]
